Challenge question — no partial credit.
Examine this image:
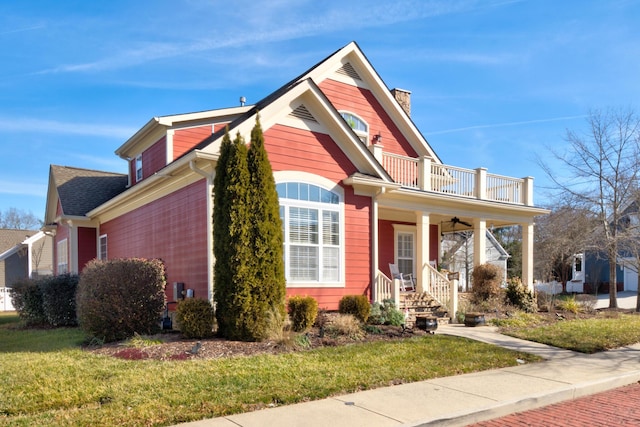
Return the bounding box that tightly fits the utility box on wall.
[173,282,184,301]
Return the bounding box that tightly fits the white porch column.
[522,222,534,291]
[475,167,487,200]
[418,156,431,191]
[415,211,430,294]
[372,193,380,302]
[67,220,79,274]
[523,176,534,206]
[473,219,487,267]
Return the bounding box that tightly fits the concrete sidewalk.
[175,324,640,427]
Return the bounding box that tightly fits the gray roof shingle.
[51,165,128,217]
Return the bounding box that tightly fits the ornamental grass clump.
[176,298,216,338]
[471,263,503,304]
[76,258,166,342]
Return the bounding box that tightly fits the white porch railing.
[381,153,533,206]
[373,268,455,316]
[373,271,398,306]
[425,263,450,309]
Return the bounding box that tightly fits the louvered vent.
[335,62,362,80]
[289,104,317,122]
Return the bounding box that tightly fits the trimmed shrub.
[369,299,405,326]
[338,295,370,323]
[40,273,79,326]
[175,298,215,339]
[504,277,536,313]
[471,263,503,303]
[10,278,46,326]
[287,296,318,332]
[76,258,166,342]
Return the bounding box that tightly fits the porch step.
[399,291,449,328]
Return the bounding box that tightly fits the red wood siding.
[142,136,167,181]
[378,220,440,276]
[213,123,228,133]
[173,126,212,159]
[265,124,371,310]
[77,227,97,272]
[319,79,418,158]
[100,179,208,301]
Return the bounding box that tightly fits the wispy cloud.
[427,115,587,135]
[0,181,46,197]
[34,0,509,75]
[0,117,136,139]
[0,25,45,36]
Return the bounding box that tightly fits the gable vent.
[289,104,317,122]
[335,62,362,81]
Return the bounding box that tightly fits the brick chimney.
[391,88,411,117]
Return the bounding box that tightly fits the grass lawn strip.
[499,313,640,353]
[0,313,539,427]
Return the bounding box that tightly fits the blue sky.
[1,0,639,223]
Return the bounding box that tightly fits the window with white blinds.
[277,182,342,284]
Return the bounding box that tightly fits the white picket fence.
[0,287,15,311]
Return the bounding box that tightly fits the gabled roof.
[46,165,128,220]
[0,230,46,260]
[0,229,39,254]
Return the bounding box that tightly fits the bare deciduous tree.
[0,208,41,230]
[534,204,596,288]
[539,108,640,308]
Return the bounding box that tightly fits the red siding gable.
[173,126,212,159]
[265,124,372,310]
[319,79,418,158]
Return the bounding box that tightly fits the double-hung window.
[277,181,343,285]
[99,234,108,261]
[57,239,68,274]
[135,155,143,182]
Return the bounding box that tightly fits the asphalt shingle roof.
[51,165,128,217]
[0,229,38,253]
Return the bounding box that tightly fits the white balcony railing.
[381,152,532,206]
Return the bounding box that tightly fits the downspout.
[190,160,215,302]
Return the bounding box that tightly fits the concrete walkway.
[174,323,640,427]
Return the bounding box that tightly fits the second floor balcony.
[378,151,534,207]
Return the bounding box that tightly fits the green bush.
[10,278,46,326]
[76,258,166,342]
[338,295,370,323]
[504,277,536,313]
[287,296,318,332]
[176,298,215,339]
[40,274,79,326]
[471,263,503,303]
[369,299,405,326]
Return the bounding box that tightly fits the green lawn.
[495,312,640,353]
[0,312,539,427]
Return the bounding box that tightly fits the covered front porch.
[344,150,548,320]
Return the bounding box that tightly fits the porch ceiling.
[378,207,521,231]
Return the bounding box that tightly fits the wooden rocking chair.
[389,263,415,292]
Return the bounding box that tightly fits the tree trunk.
[609,249,618,309]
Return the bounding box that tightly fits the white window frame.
[57,238,68,274]
[99,234,108,261]
[275,171,345,288]
[339,111,369,144]
[393,224,416,278]
[135,154,143,182]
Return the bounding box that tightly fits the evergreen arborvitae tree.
[247,115,286,339]
[213,128,253,340]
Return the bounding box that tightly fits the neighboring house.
[43,42,547,311]
[441,230,510,291]
[0,229,54,311]
[0,229,53,287]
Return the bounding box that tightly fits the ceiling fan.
[450,217,472,227]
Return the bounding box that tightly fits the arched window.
[340,111,369,144]
[276,180,343,285]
